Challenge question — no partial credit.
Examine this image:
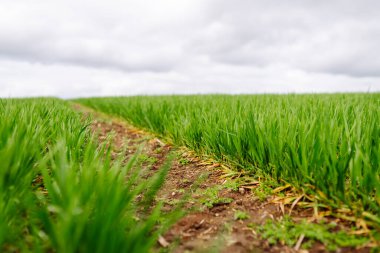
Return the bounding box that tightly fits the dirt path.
[73,104,372,253]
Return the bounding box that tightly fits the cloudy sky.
[0,0,379,98]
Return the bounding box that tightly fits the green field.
[0,98,174,252]
[77,94,380,226]
[1,94,379,252]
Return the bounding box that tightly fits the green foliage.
[0,98,175,252]
[197,186,233,208]
[138,153,158,165]
[253,179,279,201]
[257,216,370,250]
[223,180,239,191]
[178,158,190,165]
[234,210,249,220]
[76,94,380,225]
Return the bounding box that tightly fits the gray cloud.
[0,0,195,72]
[0,0,379,97]
[186,0,380,77]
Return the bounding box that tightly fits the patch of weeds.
[154,147,163,154]
[253,181,276,201]
[257,216,370,251]
[247,223,255,229]
[138,154,158,164]
[197,186,233,208]
[234,210,250,220]
[179,158,190,165]
[223,180,239,191]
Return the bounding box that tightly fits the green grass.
[196,185,233,208]
[75,94,380,228]
[234,210,250,221]
[254,216,370,251]
[0,98,176,252]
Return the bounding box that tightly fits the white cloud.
[0,0,379,98]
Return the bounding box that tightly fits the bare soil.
[74,104,372,253]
